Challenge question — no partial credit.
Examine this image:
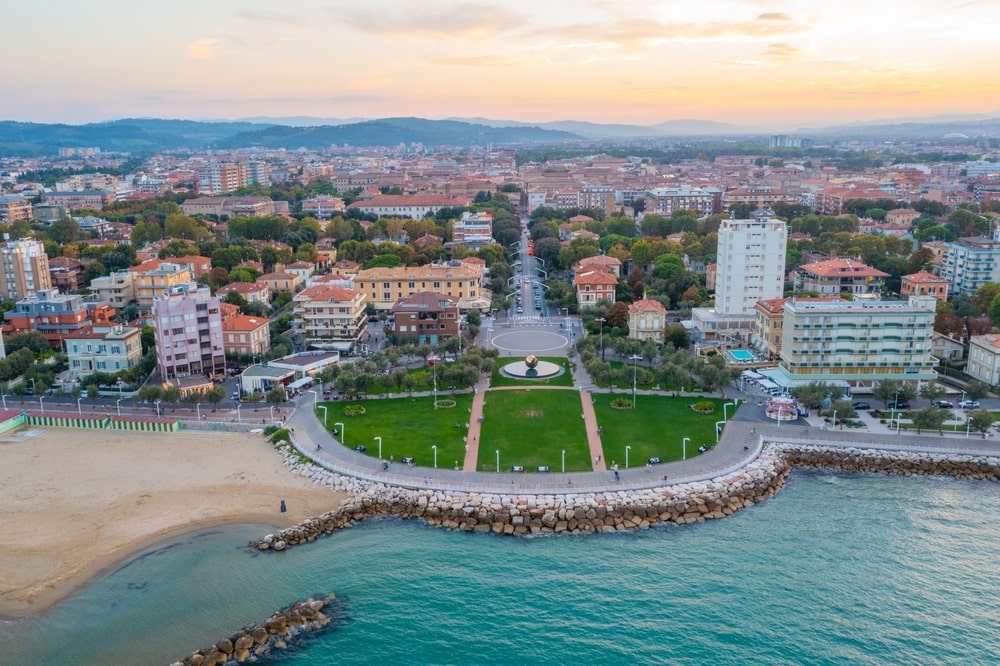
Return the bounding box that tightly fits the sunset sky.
[3,0,998,128]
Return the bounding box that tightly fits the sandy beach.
[0,426,349,619]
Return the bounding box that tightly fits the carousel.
[765,396,800,422]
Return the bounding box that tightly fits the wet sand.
[0,427,348,619]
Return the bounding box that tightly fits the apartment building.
[180,196,282,218]
[900,272,949,301]
[221,314,271,357]
[292,284,367,351]
[451,211,494,247]
[217,281,271,304]
[151,284,226,381]
[348,194,470,218]
[4,289,114,348]
[573,270,618,310]
[390,292,460,344]
[65,324,143,378]
[644,186,722,217]
[627,299,667,343]
[354,264,486,311]
[39,190,116,211]
[0,194,33,223]
[797,258,888,297]
[132,262,194,311]
[198,163,249,195]
[715,217,787,316]
[938,235,1000,297]
[776,295,937,389]
[966,334,1000,386]
[0,238,53,301]
[89,270,136,309]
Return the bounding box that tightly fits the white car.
[959,400,980,409]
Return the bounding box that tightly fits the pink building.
[152,284,226,382]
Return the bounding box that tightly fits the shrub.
[343,404,366,416]
[692,401,715,413]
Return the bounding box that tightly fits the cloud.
[763,42,798,58]
[234,9,312,28]
[329,2,525,40]
[428,54,527,67]
[188,38,221,59]
[756,13,792,21]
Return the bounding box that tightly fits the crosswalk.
[488,316,576,329]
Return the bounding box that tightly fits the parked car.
[852,401,871,410]
[960,400,980,409]
[932,400,954,409]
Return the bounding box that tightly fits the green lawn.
[478,389,590,472]
[592,394,729,468]
[489,356,575,388]
[316,394,473,469]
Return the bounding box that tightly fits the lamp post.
[596,318,606,361]
[682,437,690,460]
[625,445,631,469]
[116,397,124,417]
[117,379,125,397]
[630,354,642,408]
[308,389,318,407]
[374,436,382,459]
[562,449,566,473]
[155,400,161,417]
[196,402,201,420]
[317,405,327,426]
[269,405,274,422]
[723,401,736,421]
[335,422,345,444]
[432,444,438,468]
[77,396,84,415]
[29,378,35,395]
[716,420,727,443]
[832,409,837,430]
[495,449,500,473]
[39,395,45,414]
[961,389,966,407]
[236,403,241,423]
[1,394,7,410]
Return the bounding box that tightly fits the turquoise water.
[3,471,1000,665]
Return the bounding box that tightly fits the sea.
[2,470,1000,666]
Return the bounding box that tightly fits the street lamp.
[723,401,736,421]
[1,394,7,410]
[625,445,631,469]
[682,437,690,460]
[596,318,606,361]
[269,405,275,422]
[155,400,161,417]
[317,404,327,425]
[29,378,35,394]
[374,436,382,459]
[496,449,500,473]
[236,403,241,423]
[832,409,838,430]
[39,395,45,414]
[630,354,642,407]
[308,389,318,407]
[335,422,345,444]
[77,396,84,415]
[116,397,124,417]
[562,449,566,473]
[432,444,438,468]
[196,402,202,420]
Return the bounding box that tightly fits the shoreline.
[0,427,350,620]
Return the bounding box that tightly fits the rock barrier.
[254,441,1000,553]
[170,594,336,666]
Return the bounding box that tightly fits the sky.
[2,0,999,129]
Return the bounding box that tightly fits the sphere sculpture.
[525,354,538,369]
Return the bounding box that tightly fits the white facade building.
[715,218,788,316]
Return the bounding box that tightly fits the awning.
[287,377,314,390]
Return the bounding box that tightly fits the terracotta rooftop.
[800,259,889,279]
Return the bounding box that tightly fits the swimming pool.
[729,349,754,362]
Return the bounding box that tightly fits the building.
[644,186,721,217]
[39,190,116,211]
[796,257,888,297]
[132,262,194,311]
[967,334,1000,386]
[89,270,136,310]
[198,163,249,195]
[938,235,1000,297]
[573,270,618,310]
[258,271,301,293]
[451,211,494,247]
[222,314,271,357]
[4,289,114,348]
[217,281,271,304]
[151,284,226,382]
[627,299,667,343]
[0,194,33,223]
[354,264,487,311]
[300,196,345,219]
[48,256,87,293]
[180,196,282,218]
[348,194,470,218]
[715,217,787,316]
[0,239,53,301]
[292,284,367,351]
[775,295,937,389]
[390,292,460,344]
[573,255,623,278]
[901,272,949,301]
[65,323,143,378]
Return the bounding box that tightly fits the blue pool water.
[3,471,1000,665]
[729,349,755,361]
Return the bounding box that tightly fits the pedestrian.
[614,470,620,481]
[594,456,599,465]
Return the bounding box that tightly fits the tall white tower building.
[715,218,788,316]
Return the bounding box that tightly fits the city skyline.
[2,0,999,128]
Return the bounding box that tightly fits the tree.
[266,387,287,404]
[968,409,995,437]
[911,406,948,434]
[606,301,630,329]
[163,385,182,411]
[48,217,84,245]
[873,380,900,408]
[204,385,226,411]
[138,385,162,404]
[972,283,1000,315]
[791,382,844,410]
[965,380,991,402]
[87,383,100,400]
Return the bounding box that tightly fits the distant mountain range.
[1,113,999,157]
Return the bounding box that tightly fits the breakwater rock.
[775,443,1000,481]
[170,594,336,665]
[253,447,793,551]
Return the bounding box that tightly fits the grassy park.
[489,356,576,388]
[477,389,590,472]
[317,393,474,470]
[593,394,728,468]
